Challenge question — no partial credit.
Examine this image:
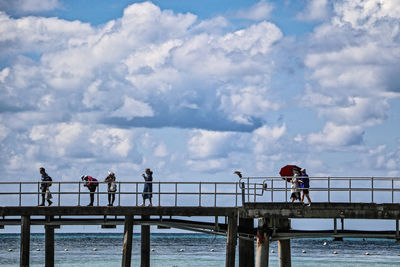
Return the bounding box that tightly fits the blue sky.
[1,0,400,184]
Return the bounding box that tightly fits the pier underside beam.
[239,218,254,267]
[20,215,30,267]
[225,214,238,267]
[141,215,150,267]
[122,215,134,267]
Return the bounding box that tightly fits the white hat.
[300,168,306,172]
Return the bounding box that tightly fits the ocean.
[1,233,400,266]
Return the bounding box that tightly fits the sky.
[1,0,400,183]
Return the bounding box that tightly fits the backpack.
[109,181,117,192]
[87,176,98,187]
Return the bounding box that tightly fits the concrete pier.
[255,231,269,267]
[122,215,133,267]
[141,215,150,267]
[45,216,55,267]
[225,214,238,267]
[239,218,254,267]
[20,215,30,267]
[278,240,291,267]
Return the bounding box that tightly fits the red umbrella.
[280,165,301,181]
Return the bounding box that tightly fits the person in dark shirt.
[39,167,53,206]
[300,168,312,206]
[141,168,153,206]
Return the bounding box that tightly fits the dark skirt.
[142,183,152,199]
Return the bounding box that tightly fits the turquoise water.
[1,233,400,266]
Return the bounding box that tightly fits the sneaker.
[48,201,53,206]
[307,203,311,207]
[87,203,93,206]
[38,203,44,207]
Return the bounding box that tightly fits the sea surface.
[1,233,400,266]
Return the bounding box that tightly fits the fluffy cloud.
[303,0,400,152]
[307,122,364,148]
[235,0,274,21]
[0,0,60,14]
[297,0,330,21]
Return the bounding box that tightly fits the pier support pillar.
[20,215,30,267]
[239,218,254,267]
[255,218,270,267]
[278,240,291,267]
[45,216,55,267]
[277,219,291,267]
[122,215,134,267]
[255,232,269,267]
[225,214,238,267]
[141,215,150,267]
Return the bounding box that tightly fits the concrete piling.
[122,215,133,267]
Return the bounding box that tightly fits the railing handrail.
[1,177,400,207]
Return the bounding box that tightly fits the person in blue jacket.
[300,168,312,206]
[141,168,153,206]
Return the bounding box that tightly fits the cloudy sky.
[1,0,400,184]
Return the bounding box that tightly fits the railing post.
[271,180,274,202]
[199,182,202,207]
[158,182,161,207]
[78,181,81,206]
[328,177,331,203]
[254,183,256,202]
[241,182,245,205]
[118,182,121,206]
[175,182,178,207]
[58,182,61,206]
[285,180,288,202]
[392,179,394,204]
[96,183,99,206]
[235,182,238,207]
[37,182,40,206]
[136,182,139,206]
[214,183,217,207]
[19,182,22,207]
[349,179,352,203]
[247,178,250,202]
[371,177,374,203]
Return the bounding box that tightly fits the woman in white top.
[291,170,302,203]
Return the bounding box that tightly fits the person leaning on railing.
[81,175,99,206]
[39,167,53,206]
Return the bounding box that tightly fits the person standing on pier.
[290,169,302,203]
[300,168,312,206]
[141,168,153,206]
[81,175,99,206]
[39,167,53,206]
[104,171,117,206]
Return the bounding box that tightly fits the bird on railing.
[234,171,242,178]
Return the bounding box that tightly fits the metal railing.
[1,177,400,207]
[0,181,240,207]
[239,177,400,204]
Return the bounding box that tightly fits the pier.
[1,176,400,266]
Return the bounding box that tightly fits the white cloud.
[112,97,155,120]
[297,0,330,21]
[252,124,286,154]
[235,0,274,21]
[0,0,60,14]
[188,130,239,159]
[307,122,364,148]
